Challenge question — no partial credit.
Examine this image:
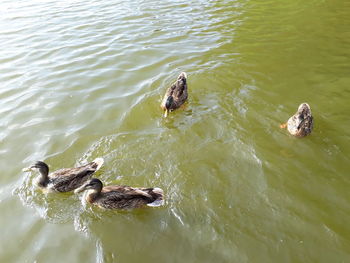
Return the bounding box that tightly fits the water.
[1,0,350,262]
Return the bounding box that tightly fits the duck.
[280,103,313,137]
[161,72,188,117]
[22,158,104,192]
[74,178,164,209]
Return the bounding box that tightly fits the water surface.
[1,0,350,262]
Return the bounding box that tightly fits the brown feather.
[29,159,103,192]
[161,72,188,113]
[286,103,313,137]
[79,179,164,210]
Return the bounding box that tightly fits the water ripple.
[1,0,349,262]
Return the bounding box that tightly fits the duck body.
[285,103,313,137]
[161,72,188,117]
[75,178,164,209]
[23,158,104,193]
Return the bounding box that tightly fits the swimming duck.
[22,158,104,192]
[74,178,164,209]
[280,103,313,137]
[161,72,188,117]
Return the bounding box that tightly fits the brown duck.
[161,72,188,117]
[74,178,164,209]
[280,103,313,137]
[22,158,104,192]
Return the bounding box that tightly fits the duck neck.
[37,166,49,187]
[85,189,100,203]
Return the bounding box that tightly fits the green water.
[1,0,349,262]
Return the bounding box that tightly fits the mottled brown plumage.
[22,158,104,192]
[161,72,188,117]
[74,178,164,209]
[280,103,313,137]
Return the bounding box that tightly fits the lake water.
[1,0,349,262]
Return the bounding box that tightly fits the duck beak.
[164,109,169,118]
[74,183,89,194]
[22,165,35,172]
[279,123,287,129]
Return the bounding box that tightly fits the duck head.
[74,178,103,194]
[22,161,49,176]
[164,96,174,117]
[22,161,49,187]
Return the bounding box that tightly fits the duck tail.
[92,157,104,171]
[178,72,187,79]
[152,187,164,197]
[147,187,164,207]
